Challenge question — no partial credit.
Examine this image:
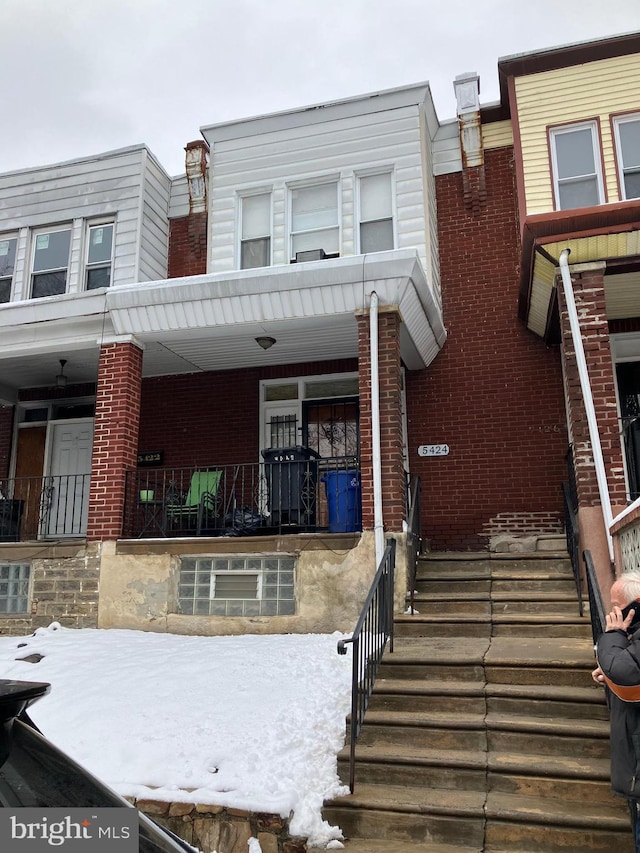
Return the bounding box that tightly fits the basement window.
[0,564,30,614]
[177,555,295,617]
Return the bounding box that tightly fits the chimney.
[185,140,209,214]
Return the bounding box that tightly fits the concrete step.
[339,743,612,800]
[326,841,481,853]
[369,679,607,720]
[324,784,631,851]
[395,614,591,640]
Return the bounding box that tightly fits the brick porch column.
[558,262,626,508]
[357,305,406,532]
[86,339,143,541]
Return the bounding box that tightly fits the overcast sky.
[3,0,640,178]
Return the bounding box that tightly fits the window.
[85,223,114,289]
[359,173,394,253]
[177,556,295,617]
[0,564,30,614]
[550,122,604,210]
[240,194,271,269]
[0,236,17,303]
[31,227,71,298]
[290,182,339,259]
[614,114,640,200]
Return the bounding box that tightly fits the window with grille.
[0,564,30,614]
[177,556,295,617]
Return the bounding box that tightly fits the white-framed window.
[30,226,72,299]
[549,121,604,210]
[0,563,30,614]
[290,180,339,260]
[613,113,640,200]
[358,172,394,253]
[85,222,114,290]
[177,555,295,617]
[0,235,17,303]
[240,193,271,269]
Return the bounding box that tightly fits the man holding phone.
[593,570,640,852]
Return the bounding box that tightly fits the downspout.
[558,249,614,563]
[370,292,385,565]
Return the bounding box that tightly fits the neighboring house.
[0,31,638,635]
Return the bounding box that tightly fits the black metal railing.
[123,456,362,538]
[562,480,584,617]
[406,475,422,615]
[583,549,606,647]
[337,537,396,793]
[0,474,91,541]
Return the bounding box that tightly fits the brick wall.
[559,264,627,506]
[87,342,143,540]
[407,147,568,550]
[138,359,358,468]
[168,213,208,278]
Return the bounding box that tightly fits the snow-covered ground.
[0,624,353,848]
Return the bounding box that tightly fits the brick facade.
[87,342,143,540]
[406,147,568,550]
[558,263,627,507]
[168,213,208,278]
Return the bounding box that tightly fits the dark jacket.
[597,627,640,799]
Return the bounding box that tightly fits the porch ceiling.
[526,231,640,339]
[0,250,445,404]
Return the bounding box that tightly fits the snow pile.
[0,625,352,846]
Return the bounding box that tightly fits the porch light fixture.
[255,336,276,350]
[55,359,68,389]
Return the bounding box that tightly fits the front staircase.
[322,550,633,853]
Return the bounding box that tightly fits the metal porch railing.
[0,474,90,540]
[406,475,421,615]
[337,537,396,793]
[563,445,584,616]
[123,456,362,538]
[583,549,606,647]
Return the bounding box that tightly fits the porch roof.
[0,250,445,403]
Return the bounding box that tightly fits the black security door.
[616,362,640,499]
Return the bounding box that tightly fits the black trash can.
[262,446,320,528]
[0,499,23,542]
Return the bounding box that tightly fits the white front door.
[45,420,93,537]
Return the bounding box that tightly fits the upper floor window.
[614,114,640,200]
[549,121,604,210]
[31,226,71,299]
[240,194,271,269]
[359,172,394,253]
[290,181,339,260]
[85,222,114,289]
[0,236,17,303]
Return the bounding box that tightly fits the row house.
[0,31,638,635]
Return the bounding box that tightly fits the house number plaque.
[417,444,450,457]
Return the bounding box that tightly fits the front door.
[44,420,93,537]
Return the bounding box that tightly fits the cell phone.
[621,601,640,628]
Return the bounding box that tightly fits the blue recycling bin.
[323,470,362,533]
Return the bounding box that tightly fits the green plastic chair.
[165,470,223,535]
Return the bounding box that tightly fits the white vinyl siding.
[205,99,433,276]
[549,122,604,210]
[0,146,170,301]
[614,114,640,200]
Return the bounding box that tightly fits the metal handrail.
[583,549,606,648]
[337,537,396,793]
[406,476,422,615]
[562,481,584,617]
